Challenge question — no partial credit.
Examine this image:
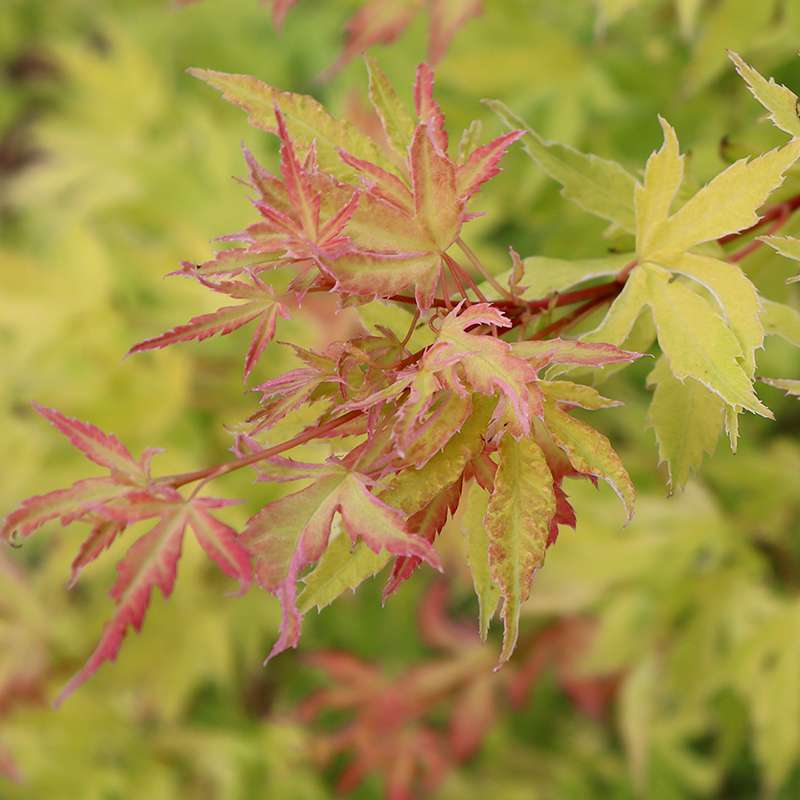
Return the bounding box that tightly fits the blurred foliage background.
[2,0,800,797]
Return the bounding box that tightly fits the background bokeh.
[2,0,800,797]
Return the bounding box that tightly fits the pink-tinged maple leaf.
[217,113,361,282]
[511,338,642,371]
[321,0,424,80]
[326,67,522,309]
[393,375,473,468]
[68,518,126,588]
[320,0,481,77]
[1,408,252,701]
[128,273,290,380]
[243,465,442,661]
[422,303,540,437]
[34,405,154,485]
[55,505,192,705]
[428,0,482,64]
[55,494,251,703]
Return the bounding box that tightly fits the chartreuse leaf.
[728,51,800,138]
[643,139,800,262]
[298,398,493,613]
[647,356,724,492]
[761,236,800,283]
[635,116,684,258]
[486,434,555,663]
[457,480,498,641]
[488,99,637,232]
[189,68,391,179]
[669,253,763,375]
[644,265,769,415]
[761,299,800,346]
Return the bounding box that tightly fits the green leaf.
[189,68,391,179]
[635,116,684,258]
[488,99,637,232]
[486,434,556,663]
[298,525,390,614]
[647,356,724,493]
[728,51,800,138]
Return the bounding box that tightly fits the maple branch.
[162,410,361,489]
[530,285,621,340]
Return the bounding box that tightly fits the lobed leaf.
[486,434,556,663]
[728,50,800,138]
[489,99,637,232]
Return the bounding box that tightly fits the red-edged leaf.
[423,304,539,436]
[428,0,482,64]
[276,107,320,236]
[68,519,126,588]
[323,0,421,78]
[244,302,288,379]
[188,501,252,593]
[34,405,147,483]
[456,130,524,201]
[2,478,127,542]
[129,303,265,353]
[411,124,462,250]
[414,64,448,153]
[512,338,642,370]
[243,468,442,660]
[327,250,442,310]
[56,506,191,704]
[339,149,413,211]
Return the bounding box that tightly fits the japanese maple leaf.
[322,0,482,77]
[242,462,442,660]
[223,109,361,280]
[421,302,539,437]
[0,407,253,703]
[325,65,523,308]
[128,271,289,379]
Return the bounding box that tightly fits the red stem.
[163,410,361,489]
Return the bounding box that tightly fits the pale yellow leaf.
[636,116,684,258]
